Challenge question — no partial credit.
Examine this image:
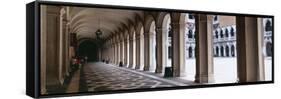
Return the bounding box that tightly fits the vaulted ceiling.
[68,7,144,39]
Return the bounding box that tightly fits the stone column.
[236,16,265,82]
[40,5,47,94]
[171,13,186,77]
[194,14,214,83]
[124,36,128,67]
[129,33,134,68]
[114,37,118,65]
[120,36,124,64]
[257,18,265,81]
[58,8,66,84]
[155,27,164,73]
[143,32,150,71]
[117,36,120,65]
[45,5,62,91]
[135,33,141,69]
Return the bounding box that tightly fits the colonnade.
[101,13,266,83]
[40,6,268,94]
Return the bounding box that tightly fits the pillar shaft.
[135,34,141,69]
[129,36,134,68]
[40,5,47,94]
[124,39,128,66]
[120,40,123,64]
[236,16,264,82]
[195,14,214,83]
[143,32,150,71]
[155,27,164,73]
[171,13,185,77]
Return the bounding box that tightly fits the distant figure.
[84,56,88,63]
[119,61,123,67]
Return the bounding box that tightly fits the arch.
[225,45,229,57]
[265,19,272,32]
[231,44,235,57]
[188,46,193,58]
[220,29,224,38]
[214,15,218,21]
[215,46,219,57]
[188,29,193,38]
[161,13,172,67]
[77,39,99,61]
[188,14,194,19]
[266,42,272,57]
[215,30,219,39]
[225,28,229,38]
[144,15,155,33]
[220,46,224,57]
[230,27,235,37]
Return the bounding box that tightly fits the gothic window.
[266,42,272,57]
[225,28,229,38]
[220,29,224,38]
[189,46,193,58]
[220,46,224,57]
[231,45,235,57]
[265,20,272,32]
[188,30,193,38]
[214,15,218,21]
[188,14,194,19]
[216,46,219,57]
[215,30,219,39]
[230,27,235,37]
[225,45,229,57]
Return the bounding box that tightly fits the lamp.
[95,16,102,39]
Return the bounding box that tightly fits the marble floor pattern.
[82,62,179,92]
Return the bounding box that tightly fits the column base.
[143,66,149,71]
[155,66,163,73]
[180,72,186,77]
[41,88,47,95]
[135,65,140,70]
[195,74,215,83]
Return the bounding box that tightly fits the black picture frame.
[26,0,274,98]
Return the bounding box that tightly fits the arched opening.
[265,19,272,32]
[188,46,193,58]
[215,30,219,39]
[225,28,229,38]
[231,45,235,57]
[185,13,196,81]
[220,46,224,57]
[220,29,224,38]
[213,15,237,83]
[161,13,172,73]
[216,46,219,57]
[78,39,99,62]
[188,30,193,38]
[266,42,272,57]
[225,45,229,57]
[230,27,235,37]
[149,21,156,72]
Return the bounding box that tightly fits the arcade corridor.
[40,5,273,95]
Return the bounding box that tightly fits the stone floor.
[81,62,185,92]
